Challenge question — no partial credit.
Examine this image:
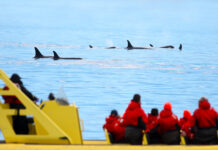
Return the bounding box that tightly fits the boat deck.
[0,140,218,150]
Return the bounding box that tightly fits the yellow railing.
[0,69,83,144]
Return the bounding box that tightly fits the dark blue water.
[0,0,218,140]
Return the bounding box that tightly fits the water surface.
[0,0,218,140]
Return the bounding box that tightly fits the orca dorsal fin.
[127,40,133,49]
[89,45,93,48]
[53,51,60,60]
[179,44,182,50]
[34,47,44,58]
[150,44,154,47]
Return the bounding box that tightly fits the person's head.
[151,108,158,116]
[132,94,141,103]
[10,73,22,85]
[110,109,118,117]
[48,93,55,100]
[183,110,191,119]
[164,102,172,111]
[198,97,210,109]
[198,97,208,105]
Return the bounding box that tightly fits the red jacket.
[103,115,125,141]
[122,100,148,128]
[103,115,119,133]
[193,100,217,128]
[179,111,195,139]
[2,85,22,104]
[146,114,158,132]
[158,109,179,135]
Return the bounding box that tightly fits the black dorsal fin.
[89,45,93,48]
[34,47,43,58]
[179,44,182,50]
[127,40,133,49]
[53,51,60,60]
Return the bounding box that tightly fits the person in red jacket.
[193,97,217,144]
[2,73,38,108]
[179,110,195,144]
[122,94,148,145]
[2,73,38,135]
[103,110,125,143]
[147,108,161,144]
[157,102,180,145]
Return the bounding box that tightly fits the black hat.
[10,73,22,83]
[110,109,118,116]
[48,93,55,100]
[133,94,141,103]
[151,108,158,116]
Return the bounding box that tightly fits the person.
[122,94,148,145]
[2,73,38,108]
[48,92,55,100]
[193,97,218,144]
[157,102,180,145]
[146,108,161,144]
[179,110,195,144]
[103,110,125,143]
[2,73,38,134]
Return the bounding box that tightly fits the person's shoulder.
[172,113,178,120]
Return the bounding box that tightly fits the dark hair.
[110,109,118,116]
[10,73,23,85]
[133,94,141,103]
[151,108,158,116]
[48,93,55,100]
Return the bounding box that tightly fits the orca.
[179,44,182,50]
[33,47,53,59]
[106,46,118,49]
[53,51,82,60]
[149,44,154,47]
[159,45,174,49]
[89,44,117,49]
[126,40,152,50]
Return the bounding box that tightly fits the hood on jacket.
[164,102,172,111]
[183,110,192,119]
[199,100,210,110]
[106,116,118,123]
[126,100,141,110]
[160,109,172,118]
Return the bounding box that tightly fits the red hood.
[183,110,192,119]
[126,100,141,110]
[160,109,172,118]
[105,116,118,124]
[199,100,210,110]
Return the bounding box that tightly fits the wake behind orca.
[33,47,53,59]
[53,51,82,60]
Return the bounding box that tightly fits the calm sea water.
[0,0,218,140]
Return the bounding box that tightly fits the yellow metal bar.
[0,143,218,150]
[0,69,72,144]
[180,135,186,145]
[0,89,15,95]
[104,129,111,144]
[142,133,148,145]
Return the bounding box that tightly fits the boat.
[0,69,217,150]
